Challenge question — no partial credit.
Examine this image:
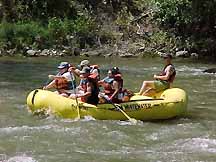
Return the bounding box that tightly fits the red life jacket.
[102,74,123,97]
[80,75,99,104]
[102,77,114,96]
[160,64,176,83]
[88,73,98,81]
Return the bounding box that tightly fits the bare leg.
[143,88,156,96]
[139,81,155,95]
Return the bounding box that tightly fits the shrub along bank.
[0,0,215,59]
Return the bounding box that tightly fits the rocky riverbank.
[0,44,199,59]
[1,1,216,60]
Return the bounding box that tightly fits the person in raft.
[69,67,99,105]
[98,67,125,103]
[43,62,76,97]
[139,53,176,96]
[69,59,100,79]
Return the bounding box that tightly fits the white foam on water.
[0,125,54,134]
[176,65,210,76]
[0,123,87,137]
[117,119,141,126]
[177,65,206,72]
[0,124,77,134]
[4,155,37,162]
[181,138,216,153]
[117,120,134,126]
[82,115,96,121]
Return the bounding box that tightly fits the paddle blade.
[129,118,137,124]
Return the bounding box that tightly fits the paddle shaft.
[70,72,80,119]
[101,95,137,123]
[115,105,134,121]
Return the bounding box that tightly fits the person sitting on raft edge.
[139,53,176,96]
[43,62,76,97]
[69,67,99,105]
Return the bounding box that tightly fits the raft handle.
[32,89,39,105]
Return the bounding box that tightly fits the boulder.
[190,53,199,59]
[156,51,166,57]
[119,53,135,58]
[81,49,104,57]
[40,49,49,56]
[176,50,190,57]
[104,52,113,57]
[26,49,38,56]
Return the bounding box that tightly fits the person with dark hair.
[43,62,76,97]
[139,54,176,96]
[98,67,123,103]
[69,67,99,105]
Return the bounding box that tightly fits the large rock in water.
[203,68,216,73]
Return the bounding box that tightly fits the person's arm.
[68,67,80,77]
[48,75,65,80]
[109,81,119,100]
[43,80,56,90]
[154,66,173,81]
[76,82,92,98]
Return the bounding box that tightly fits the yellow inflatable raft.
[26,88,188,121]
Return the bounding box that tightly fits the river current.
[0,56,216,162]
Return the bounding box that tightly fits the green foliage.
[48,17,66,43]
[14,0,76,21]
[0,0,216,57]
[149,30,177,52]
[133,0,156,11]
[0,22,15,43]
[0,15,96,50]
[154,0,192,28]
[0,21,49,49]
[115,6,133,27]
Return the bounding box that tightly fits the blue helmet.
[57,62,69,69]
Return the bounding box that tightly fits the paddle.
[100,95,137,124]
[70,72,80,119]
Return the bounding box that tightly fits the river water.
[0,56,216,162]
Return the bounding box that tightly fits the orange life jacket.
[55,77,69,90]
[114,74,123,93]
